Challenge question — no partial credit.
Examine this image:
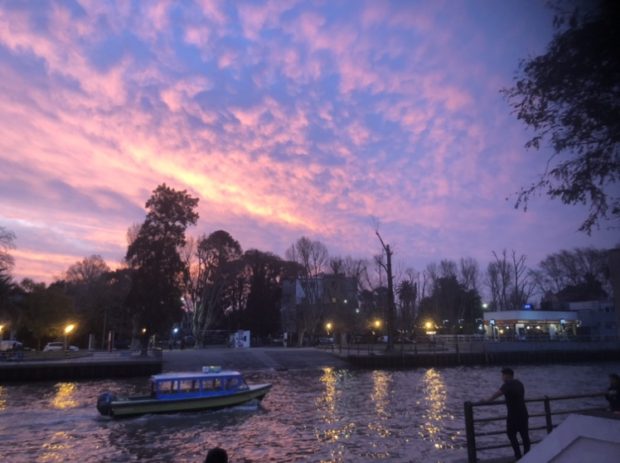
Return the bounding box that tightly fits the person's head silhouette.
[204,447,228,463]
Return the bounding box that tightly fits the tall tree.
[63,255,111,347]
[486,250,534,311]
[285,237,328,346]
[0,227,16,324]
[397,271,418,333]
[125,184,199,337]
[242,250,295,339]
[459,257,480,292]
[532,246,611,307]
[504,0,620,233]
[417,275,482,333]
[185,230,242,345]
[0,226,16,274]
[19,279,75,349]
[375,231,395,351]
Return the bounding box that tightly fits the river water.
[1,362,618,463]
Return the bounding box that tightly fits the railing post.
[543,396,553,433]
[464,401,477,463]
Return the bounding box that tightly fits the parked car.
[43,342,79,352]
[0,340,23,351]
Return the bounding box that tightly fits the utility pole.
[376,231,395,352]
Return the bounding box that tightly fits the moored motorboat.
[97,366,271,418]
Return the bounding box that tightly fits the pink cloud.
[0,0,614,285]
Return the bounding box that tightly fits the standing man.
[486,367,531,460]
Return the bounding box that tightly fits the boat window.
[179,380,195,392]
[226,377,240,390]
[157,380,174,393]
[201,379,223,391]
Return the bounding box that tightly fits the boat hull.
[103,384,271,418]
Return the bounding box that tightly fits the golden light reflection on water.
[419,368,457,450]
[51,382,78,409]
[0,386,6,411]
[369,370,391,438]
[315,367,356,446]
[40,431,72,462]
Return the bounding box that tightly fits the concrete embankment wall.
[0,358,162,382]
[345,348,620,369]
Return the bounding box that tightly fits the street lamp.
[374,319,382,329]
[424,320,437,335]
[325,322,333,335]
[0,324,4,340]
[64,323,75,351]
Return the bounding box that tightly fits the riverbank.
[2,342,619,381]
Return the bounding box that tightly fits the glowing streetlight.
[64,323,75,351]
[325,322,333,334]
[0,324,4,340]
[374,320,382,329]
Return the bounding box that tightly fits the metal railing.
[464,392,606,463]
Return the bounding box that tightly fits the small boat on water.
[96,366,271,418]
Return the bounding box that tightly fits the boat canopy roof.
[151,370,243,382]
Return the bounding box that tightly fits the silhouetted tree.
[504,0,620,232]
[397,276,417,332]
[486,250,534,310]
[125,184,199,337]
[0,226,15,270]
[186,230,242,345]
[285,237,328,346]
[62,255,111,345]
[18,279,75,349]
[417,275,482,333]
[242,250,295,339]
[531,247,610,296]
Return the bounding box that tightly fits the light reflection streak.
[40,431,71,463]
[419,368,455,450]
[51,382,78,409]
[369,370,391,438]
[315,368,356,447]
[0,385,5,411]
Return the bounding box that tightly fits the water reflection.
[419,368,458,450]
[40,431,72,463]
[50,383,79,410]
[0,386,6,411]
[369,370,392,439]
[315,368,357,462]
[1,364,617,463]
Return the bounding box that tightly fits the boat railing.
[464,392,607,463]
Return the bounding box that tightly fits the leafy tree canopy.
[504,0,620,233]
[126,184,199,335]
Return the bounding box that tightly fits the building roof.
[483,310,578,322]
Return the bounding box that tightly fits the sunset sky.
[0,0,617,284]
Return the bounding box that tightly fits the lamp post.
[64,323,75,352]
